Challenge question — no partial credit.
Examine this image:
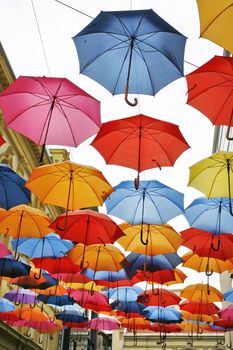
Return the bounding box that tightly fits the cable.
[31,0,51,76]
[54,0,94,19]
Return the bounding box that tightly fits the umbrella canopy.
[118,316,150,330]
[50,209,124,244]
[125,252,182,272]
[73,9,186,106]
[218,304,233,320]
[223,287,233,302]
[68,243,125,272]
[0,76,101,160]
[25,320,63,334]
[16,306,50,322]
[137,288,181,307]
[180,284,223,303]
[181,228,233,260]
[0,298,15,312]
[11,270,55,290]
[181,310,217,323]
[149,323,181,333]
[11,232,73,258]
[0,164,31,209]
[37,294,75,306]
[0,257,31,278]
[105,180,184,226]
[32,256,81,276]
[4,289,37,305]
[88,317,120,331]
[69,289,108,309]
[142,306,182,323]
[186,56,233,139]
[111,301,145,317]
[133,269,187,286]
[91,115,189,183]
[25,161,114,211]
[117,223,183,254]
[179,321,210,333]
[197,0,233,53]
[179,300,220,316]
[56,310,87,323]
[106,286,143,302]
[0,240,11,258]
[185,197,233,234]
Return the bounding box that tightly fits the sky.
[0,0,225,289]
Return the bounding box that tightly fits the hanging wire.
[31,0,51,76]
[54,0,94,19]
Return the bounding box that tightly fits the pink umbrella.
[218,304,233,321]
[88,317,120,331]
[0,240,11,258]
[69,289,108,309]
[0,76,101,161]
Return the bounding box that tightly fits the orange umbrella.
[16,305,50,322]
[179,321,210,333]
[117,223,183,254]
[36,284,67,296]
[181,310,217,323]
[180,284,223,303]
[25,161,114,211]
[68,243,125,272]
[118,316,150,331]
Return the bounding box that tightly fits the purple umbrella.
[4,288,38,306]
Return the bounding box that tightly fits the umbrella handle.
[15,300,21,306]
[125,83,138,107]
[29,299,37,309]
[226,125,233,141]
[134,174,139,190]
[34,269,42,280]
[140,227,148,246]
[39,335,43,344]
[40,144,46,163]
[211,236,220,251]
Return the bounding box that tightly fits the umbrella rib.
[200,4,233,36]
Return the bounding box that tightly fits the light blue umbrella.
[185,197,233,234]
[142,306,182,323]
[11,232,73,258]
[223,288,233,302]
[0,297,15,312]
[105,180,184,226]
[105,286,143,302]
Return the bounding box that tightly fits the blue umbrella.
[73,9,186,106]
[11,232,73,258]
[56,310,87,323]
[37,294,75,306]
[106,286,143,302]
[14,271,57,290]
[0,257,31,278]
[185,197,233,234]
[111,300,145,316]
[81,267,136,282]
[105,180,184,242]
[125,252,182,272]
[223,288,233,302]
[0,164,31,209]
[0,297,15,312]
[142,306,182,323]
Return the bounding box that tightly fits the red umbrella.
[149,323,181,333]
[180,228,233,260]
[186,56,233,140]
[91,114,189,187]
[0,76,101,161]
[132,269,187,286]
[32,256,81,275]
[218,305,233,320]
[179,300,220,316]
[69,289,109,309]
[137,288,181,307]
[50,209,124,244]
[214,319,233,329]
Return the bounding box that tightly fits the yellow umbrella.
[117,223,183,255]
[68,281,104,292]
[197,0,233,53]
[179,321,210,333]
[180,284,223,303]
[25,161,114,211]
[188,152,233,207]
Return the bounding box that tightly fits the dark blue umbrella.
[11,232,73,258]
[111,300,145,317]
[0,257,31,278]
[73,9,186,106]
[56,310,87,323]
[104,180,184,243]
[37,294,75,306]
[125,252,182,272]
[14,271,57,290]
[142,305,182,323]
[0,164,31,209]
[185,197,233,234]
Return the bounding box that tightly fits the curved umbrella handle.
[125,83,138,107]
[134,173,140,190]
[34,269,42,280]
[15,300,21,306]
[226,125,233,141]
[29,297,37,309]
[140,227,148,245]
[39,335,43,344]
[205,268,213,277]
[211,236,220,251]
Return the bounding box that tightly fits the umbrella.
[149,323,181,333]
[142,306,182,323]
[16,305,50,322]
[186,56,233,140]
[25,161,113,229]
[73,9,186,106]
[133,269,187,286]
[180,228,233,260]
[56,309,87,323]
[106,286,143,302]
[11,270,56,290]
[0,240,11,258]
[11,232,73,258]
[0,204,51,257]
[0,257,31,278]
[180,284,223,302]
[185,197,233,234]
[197,1,233,54]
[111,301,145,317]
[117,223,183,254]
[181,310,217,323]
[118,316,150,331]
[0,76,101,161]
[0,164,31,209]
[188,152,233,214]
[51,272,91,285]
[37,294,75,307]
[223,287,233,302]
[218,304,233,320]
[179,300,220,316]
[88,317,120,331]
[50,209,124,244]
[91,115,189,185]
[105,180,184,242]
[4,288,38,305]
[69,289,108,310]
[68,243,125,271]
[68,281,103,294]
[125,252,182,272]
[137,288,181,307]
[0,298,15,312]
